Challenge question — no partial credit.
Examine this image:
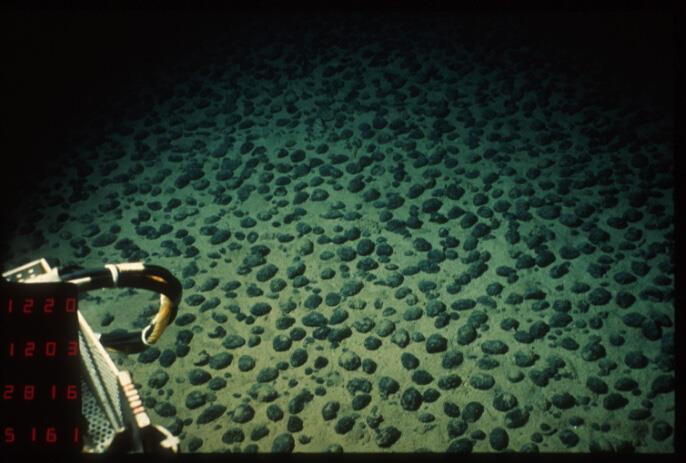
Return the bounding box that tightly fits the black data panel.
[0,282,82,453]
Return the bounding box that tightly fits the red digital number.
[24,341,35,357]
[45,341,56,357]
[46,427,57,443]
[30,427,59,443]
[65,297,77,313]
[2,426,79,444]
[1,385,50,400]
[49,384,78,400]
[5,340,75,357]
[3,384,14,400]
[24,385,35,400]
[22,298,34,314]
[67,340,78,356]
[4,297,77,314]
[43,298,54,314]
[66,384,78,400]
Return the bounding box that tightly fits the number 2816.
[3,384,78,400]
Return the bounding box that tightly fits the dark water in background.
[0,8,677,453]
